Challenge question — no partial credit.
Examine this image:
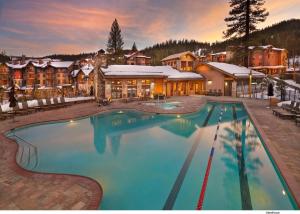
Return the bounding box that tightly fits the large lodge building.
[0,45,288,100]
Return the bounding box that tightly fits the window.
[111,80,123,99]
[127,80,137,97]
[181,61,187,69]
[188,61,193,67]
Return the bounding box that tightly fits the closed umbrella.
[267,83,274,108]
[9,85,17,121]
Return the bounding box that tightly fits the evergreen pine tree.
[224,0,269,66]
[132,42,138,52]
[107,19,124,58]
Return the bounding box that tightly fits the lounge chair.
[33,99,48,111]
[43,98,60,110]
[282,101,295,111]
[272,108,295,119]
[290,102,300,114]
[0,105,13,120]
[53,97,68,108]
[20,101,36,114]
[60,97,72,107]
[12,103,30,115]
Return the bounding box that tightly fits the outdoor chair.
[207,89,213,96]
[45,98,61,110]
[282,101,295,111]
[12,103,29,115]
[60,97,72,107]
[217,89,222,96]
[33,99,47,111]
[53,97,68,108]
[291,105,300,114]
[20,101,36,114]
[272,108,295,120]
[296,118,300,126]
[0,105,13,120]
[98,97,112,106]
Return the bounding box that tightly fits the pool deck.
[0,96,299,209]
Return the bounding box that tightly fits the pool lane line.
[232,105,253,210]
[163,105,216,210]
[196,106,224,210]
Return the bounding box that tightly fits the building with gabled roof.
[196,62,265,97]
[161,51,197,72]
[72,64,94,96]
[101,64,204,99]
[124,51,151,65]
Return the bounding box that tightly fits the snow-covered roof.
[32,61,48,68]
[72,64,94,77]
[71,69,80,77]
[6,61,30,69]
[125,52,151,59]
[135,55,151,59]
[50,61,73,68]
[81,64,94,76]
[6,59,73,69]
[161,51,196,61]
[211,51,226,56]
[207,62,265,78]
[248,45,286,51]
[102,65,203,80]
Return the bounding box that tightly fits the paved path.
[0,96,299,209]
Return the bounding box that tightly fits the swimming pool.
[6,102,297,210]
[143,101,182,110]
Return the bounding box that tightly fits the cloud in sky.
[0,0,299,56]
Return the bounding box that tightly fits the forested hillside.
[143,19,300,65]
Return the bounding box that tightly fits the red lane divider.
[196,106,224,210]
[197,148,214,210]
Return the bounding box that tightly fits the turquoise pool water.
[143,101,182,110]
[6,102,297,210]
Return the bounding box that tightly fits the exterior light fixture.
[177,115,181,118]
[208,80,212,85]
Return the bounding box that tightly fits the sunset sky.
[0,0,299,56]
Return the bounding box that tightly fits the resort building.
[72,64,94,95]
[0,63,10,88]
[0,59,74,97]
[196,62,265,97]
[101,65,204,99]
[161,51,197,72]
[124,52,151,65]
[248,45,288,75]
[206,52,227,63]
